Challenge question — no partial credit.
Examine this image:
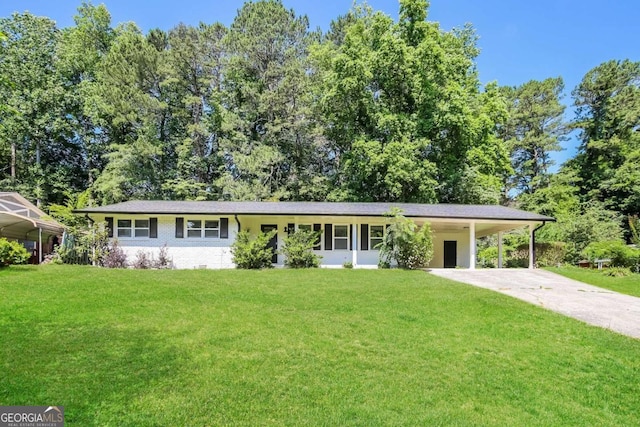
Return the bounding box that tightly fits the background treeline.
[1,0,639,262]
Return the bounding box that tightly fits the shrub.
[378,209,434,270]
[0,238,30,267]
[103,240,128,268]
[132,250,153,269]
[231,230,277,269]
[281,229,321,268]
[506,245,529,268]
[342,261,353,269]
[536,242,567,267]
[154,244,172,269]
[581,240,640,269]
[604,267,632,277]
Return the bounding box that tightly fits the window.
[186,219,220,238]
[135,220,149,237]
[117,219,149,238]
[117,219,132,237]
[370,225,384,249]
[334,225,349,250]
[299,224,321,250]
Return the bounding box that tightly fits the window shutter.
[150,218,158,238]
[361,224,369,251]
[175,217,184,238]
[287,223,295,236]
[324,224,332,251]
[349,224,353,250]
[105,217,114,238]
[313,224,322,250]
[220,218,229,239]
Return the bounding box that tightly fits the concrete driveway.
[429,268,640,339]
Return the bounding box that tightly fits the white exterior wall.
[431,232,471,269]
[239,215,384,268]
[93,214,237,269]
[90,213,485,269]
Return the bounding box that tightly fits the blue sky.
[1,0,638,167]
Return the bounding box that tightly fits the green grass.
[1,266,639,426]
[548,266,640,298]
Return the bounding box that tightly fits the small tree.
[0,238,30,267]
[231,230,277,269]
[281,229,322,268]
[378,209,434,269]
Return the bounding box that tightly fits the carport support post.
[497,231,503,268]
[351,220,358,267]
[529,224,535,269]
[469,222,476,270]
[38,227,42,264]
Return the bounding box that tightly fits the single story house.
[0,192,65,262]
[75,201,554,269]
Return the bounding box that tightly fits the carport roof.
[76,201,555,222]
[0,192,65,239]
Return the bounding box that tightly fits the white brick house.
[75,201,554,269]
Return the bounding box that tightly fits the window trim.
[333,224,350,251]
[185,218,221,239]
[369,224,384,250]
[116,218,150,239]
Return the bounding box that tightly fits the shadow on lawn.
[0,322,189,425]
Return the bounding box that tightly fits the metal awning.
[0,192,65,261]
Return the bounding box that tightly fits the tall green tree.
[162,22,227,200]
[85,23,170,203]
[219,0,325,201]
[570,59,640,217]
[57,2,115,193]
[499,77,567,195]
[0,13,72,205]
[313,0,511,203]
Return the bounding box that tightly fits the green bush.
[536,242,567,267]
[231,230,277,269]
[378,209,434,270]
[603,267,632,277]
[506,245,529,268]
[581,240,640,269]
[281,229,321,268]
[0,238,30,267]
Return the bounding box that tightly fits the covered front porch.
[239,214,546,269]
[425,218,544,269]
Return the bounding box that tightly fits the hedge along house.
[75,201,554,269]
[0,192,65,262]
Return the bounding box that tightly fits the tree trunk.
[10,142,16,180]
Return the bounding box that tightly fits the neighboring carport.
[0,192,65,263]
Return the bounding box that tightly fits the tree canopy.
[0,0,638,248]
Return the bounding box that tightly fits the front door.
[444,241,457,268]
[261,224,278,264]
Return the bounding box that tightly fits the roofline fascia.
[73,210,554,222]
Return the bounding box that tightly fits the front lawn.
[548,266,640,298]
[1,266,639,426]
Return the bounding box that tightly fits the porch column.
[497,231,503,268]
[469,222,476,270]
[529,224,535,269]
[352,220,358,267]
[38,227,43,263]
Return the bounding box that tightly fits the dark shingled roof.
[75,201,555,222]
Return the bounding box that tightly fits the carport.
[0,192,64,263]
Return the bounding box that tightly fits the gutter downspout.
[532,221,547,268]
[234,215,241,233]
